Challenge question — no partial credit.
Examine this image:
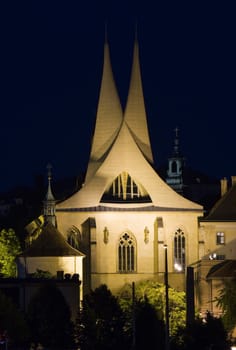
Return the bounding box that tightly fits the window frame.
[118,232,136,273]
[173,228,186,272]
[216,232,225,245]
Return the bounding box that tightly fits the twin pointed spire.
[56,24,203,210]
[85,24,153,183]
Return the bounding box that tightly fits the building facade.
[56,36,203,296]
[192,177,236,319]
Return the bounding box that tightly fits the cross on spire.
[174,127,179,138]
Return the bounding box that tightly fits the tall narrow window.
[216,232,225,245]
[118,232,136,273]
[174,228,185,272]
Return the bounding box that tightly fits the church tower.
[56,33,203,295]
[166,127,185,194]
[17,165,84,300]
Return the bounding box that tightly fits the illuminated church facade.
[55,36,204,296]
[13,31,236,326]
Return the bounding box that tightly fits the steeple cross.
[174,127,179,138]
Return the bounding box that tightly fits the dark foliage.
[0,290,29,347]
[75,284,129,350]
[135,296,165,350]
[26,282,75,349]
[172,311,230,350]
[216,278,236,333]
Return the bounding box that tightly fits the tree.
[76,284,128,350]
[0,290,29,348]
[176,311,230,350]
[216,278,236,334]
[26,282,75,349]
[119,280,186,337]
[0,228,22,277]
[135,296,165,350]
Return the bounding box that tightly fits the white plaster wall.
[199,222,236,260]
[56,208,201,294]
[18,256,83,280]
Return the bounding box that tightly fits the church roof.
[207,260,236,279]
[20,221,84,257]
[202,181,236,221]
[56,37,203,212]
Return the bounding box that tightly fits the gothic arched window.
[118,232,136,273]
[174,228,185,272]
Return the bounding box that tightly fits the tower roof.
[20,222,84,257]
[57,37,203,212]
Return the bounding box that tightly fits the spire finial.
[174,127,179,138]
[45,163,54,200]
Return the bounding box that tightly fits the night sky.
[1,1,236,193]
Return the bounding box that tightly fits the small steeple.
[43,163,57,227]
[166,127,185,194]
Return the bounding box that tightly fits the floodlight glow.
[174,263,182,272]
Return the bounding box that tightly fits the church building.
[56,34,204,296]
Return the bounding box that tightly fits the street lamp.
[164,244,170,350]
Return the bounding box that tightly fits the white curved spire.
[124,38,153,164]
[85,38,123,183]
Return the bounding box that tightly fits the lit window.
[216,232,225,245]
[118,232,136,273]
[174,228,185,272]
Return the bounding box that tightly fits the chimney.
[231,176,236,187]
[220,177,228,196]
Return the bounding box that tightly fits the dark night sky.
[1,1,236,193]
